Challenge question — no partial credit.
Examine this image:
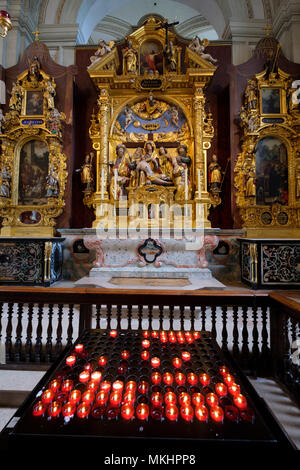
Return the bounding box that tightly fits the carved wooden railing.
[269,292,300,404]
[0,287,271,376]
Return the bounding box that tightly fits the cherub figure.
[188,36,217,64]
[89,39,114,65]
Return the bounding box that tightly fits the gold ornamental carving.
[234,65,300,237]
[0,57,67,237]
[83,16,219,230]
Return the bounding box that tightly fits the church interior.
[0,0,299,456]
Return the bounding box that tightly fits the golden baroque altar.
[82,17,220,231]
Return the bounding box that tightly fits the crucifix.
[155,19,179,48]
[32,29,41,42]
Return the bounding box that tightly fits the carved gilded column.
[97,87,110,200]
[193,85,205,199]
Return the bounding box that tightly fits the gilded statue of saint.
[123,40,138,74]
[208,154,222,192]
[76,152,94,191]
[109,144,130,199]
[245,169,256,198]
[172,145,192,200]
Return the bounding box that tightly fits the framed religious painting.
[140,39,164,75]
[261,88,281,114]
[25,90,44,116]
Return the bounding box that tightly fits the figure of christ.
[145,50,159,72]
[136,156,172,187]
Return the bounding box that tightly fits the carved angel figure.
[89,39,114,65]
[188,37,217,64]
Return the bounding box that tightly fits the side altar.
[76,17,225,288]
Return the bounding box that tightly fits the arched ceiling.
[39,0,273,44]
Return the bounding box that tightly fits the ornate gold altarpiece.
[84,17,218,231]
[234,66,300,238]
[0,57,67,237]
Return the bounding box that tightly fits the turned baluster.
[14,303,24,362]
[46,304,54,363]
[25,303,33,362]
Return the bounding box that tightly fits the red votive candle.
[163,372,173,385]
[178,392,191,406]
[151,331,159,338]
[151,392,163,407]
[69,389,81,405]
[151,406,163,421]
[180,405,194,422]
[75,344,84,354]
[169,334,176,344]
[96,390,108,405]
[48,401,61,418]
[165,392,177,405]
[61,379,73,393]
[211,406,224,423]
[234,394,247,410]
[121,350,130,360]
[110,391,122,407]
[41,389,54,404]
[110,330,117,338]
[215,383,228,397]
[192,393,205,407]
[219,365,229,377]
[165,404,178,421]
[206,393,219,407]
[77,403,90,419]
[100,381,111,393]
[32,401,47,417]
[240,407,255,423]
[62,402,76,418]
[142,339,150,349]
[151,357,160,368]
[112,380,124,393]
[141,350,150,361]
[88,382,98,392]
[136,403,149,420]
[79,371,90,383]
[98,355,108,367]
[160,332,168,343]
[193,332,201,339]
[66,355,76,367]
[123,391,135,404]
[199,373,210,387]
[151,371,161,385]
[224,374,235,386]
[175,372,186,386]
[84,363,93,372]
[181,351,191,362]
[49,379,60,392]
[172,357,182,369]
[225,405,239,422]
[142,331,150,338]
[138,380,149,394]
[195,404,209,422]
[91,371,102,383]
[228,383,240,397]
[82,391,95,405]
[187,373,198,386]
[125,381,137,392]
[121,403,134,420]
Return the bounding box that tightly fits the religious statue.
[158,146,173,179]
[188,37,217,64]
[109,144,131,200]
[44,79,56,111]
[290,80,300,111]
[89,39,114,65]
[26,56,43,86]
[0,108,6,133]
[76,152,95,191]
[165,40,177,72]
[172,144,192,200]
[170,106,179,128]
[122,40,138,74]
[0,166,11,198]
[8,81,23,113]
[245,169,256,198]
[124,106,135,130]
[245,79,257,111]
[46,167,59,197]
[208,154,222,192]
